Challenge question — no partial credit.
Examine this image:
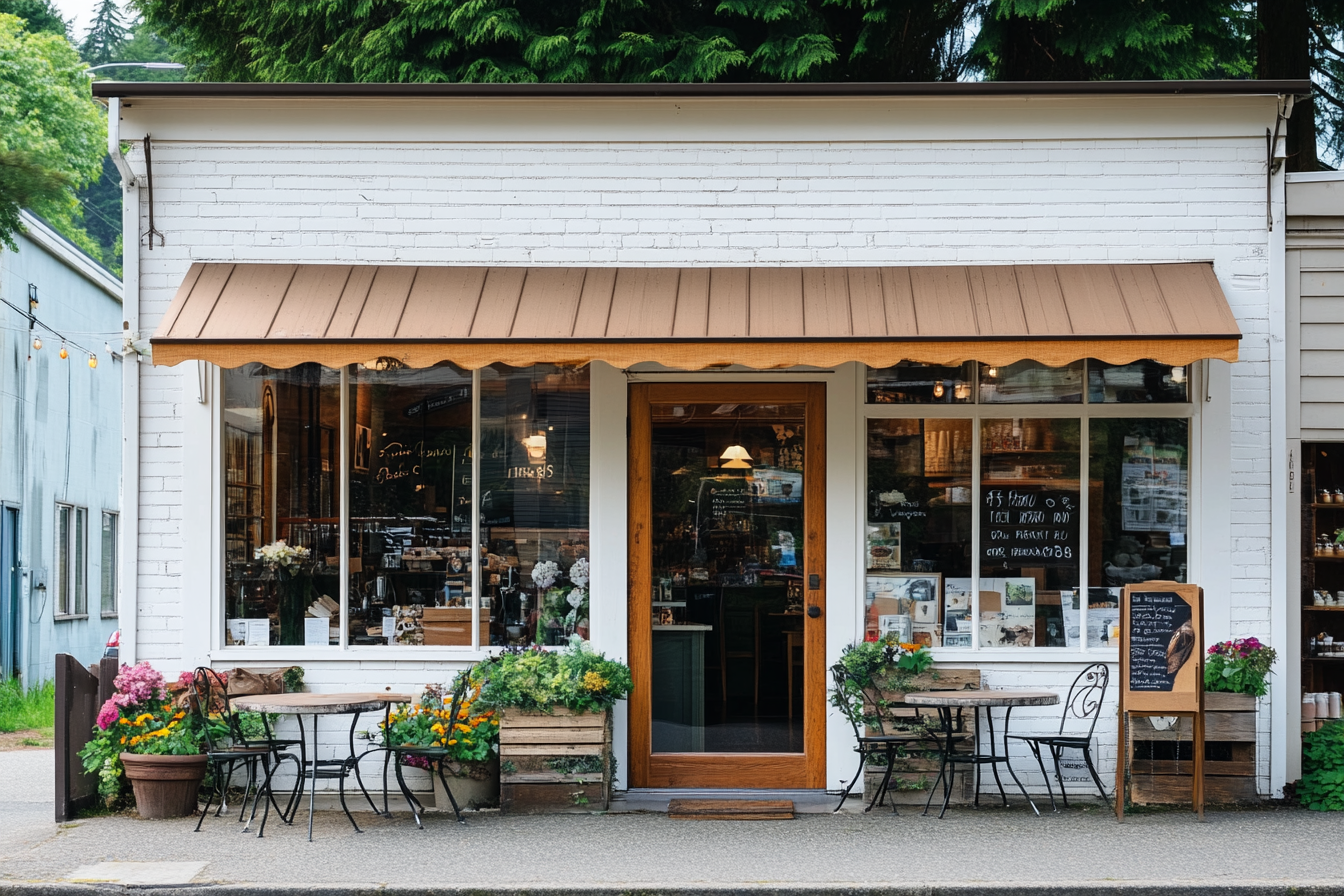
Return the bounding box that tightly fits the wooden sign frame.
[1116,581,1205,821]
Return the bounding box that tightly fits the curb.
[3,885,1343,896]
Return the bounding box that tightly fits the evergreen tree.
[80,0,129,66]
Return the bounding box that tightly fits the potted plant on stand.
[80,662,206,818]
[255,539,312,646]
[475,638,631,813]
[380,673,502,811]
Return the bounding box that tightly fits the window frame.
[54,502,88,619]
[101,511,118,617]
[863,359,1199,660]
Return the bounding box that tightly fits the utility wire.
[0,295,103,359]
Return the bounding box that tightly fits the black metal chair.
[386,676,468,829]
[189,667,301,831]
[830,663,963,813]
[1008,662,1110,810]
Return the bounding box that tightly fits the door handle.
[807,605,821,619]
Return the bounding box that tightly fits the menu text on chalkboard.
[980,487,1078,569]
[1127,590,1194,692]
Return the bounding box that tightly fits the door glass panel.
[649,401,806,754]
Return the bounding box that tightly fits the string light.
[0,293,107,368]
[59,344,68,359]
[32,336,41,351]
[88,354,98,369]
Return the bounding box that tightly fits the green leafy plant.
[1204,638,1277,698]
[1300,721,1344,811]
[79,662,202,803]
[282,666,305,693]
[475,638,632,714]
[830,635,936,732]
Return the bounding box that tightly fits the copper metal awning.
[150,263,1240,369]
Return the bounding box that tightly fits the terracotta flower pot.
[120,753,208,819]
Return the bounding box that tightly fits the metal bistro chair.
[830,662,964,814]
[1008,662,1111,810]
[189,668,302,832]
[386,676,468,829]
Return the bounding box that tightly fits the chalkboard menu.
[1120,582,1203,713]
[980,487,1078,569]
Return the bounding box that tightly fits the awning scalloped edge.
[149,337,1238,371]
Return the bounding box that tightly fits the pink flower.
[96,699,120,730]
[112,661,167,707]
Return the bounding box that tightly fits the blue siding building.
[0,212,122,684]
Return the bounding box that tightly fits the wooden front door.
[628,383,826,789]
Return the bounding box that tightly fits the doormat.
[667,799,794,820]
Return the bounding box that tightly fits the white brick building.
[97,81,1307,803]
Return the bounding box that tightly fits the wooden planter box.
[862,669,981,807]
[1128,692,1258,805]
[498,708,611,814]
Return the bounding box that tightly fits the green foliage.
[0,678,55,732]
[1203,638,1277,698]
[971,0,1253,81]
[0,0,66,36]
[475,638,632,714]
[282,666,304,693]
[378,675,500,764]
[829,636,935,732]
[1300,720,1344,811]
[0,13,108,258]
[79,0,129,65]
[134,0,981,84]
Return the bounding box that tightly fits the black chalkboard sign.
[1126,592,1193,692]
[979,486,1078,569]
[1120,582,1203,714]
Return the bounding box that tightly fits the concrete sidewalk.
[3,750,1343,895]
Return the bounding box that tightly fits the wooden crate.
[1128,693,1259,805]
[862,669,981,807]
[498,707,611,814]
[421,608,489,647]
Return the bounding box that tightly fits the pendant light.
[719,444,753,469]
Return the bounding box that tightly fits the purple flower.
[112,661,167,707]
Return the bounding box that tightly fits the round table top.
[903,689,1060,708]
[232,691,416,714]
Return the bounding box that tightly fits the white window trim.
[54,502,88,619]
[862,360,1200,662]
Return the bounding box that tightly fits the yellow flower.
[447,738,458,745]
[582,671,608,692]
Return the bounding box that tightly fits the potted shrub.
[1197,637,1277,803]
[380,673,502,810]
[474,638,631,813]
[831,636,981,806]
[80,662,206,818]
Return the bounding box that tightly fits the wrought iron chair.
[385,676,468,829]
[830,662,963,814]
[189,667,301,831]
[1008,662,1111,810]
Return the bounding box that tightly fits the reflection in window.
[223,364,340,647]
[980,418,1080,647]
[1087,360,1189,403]
[348,364,474,647]
[866,362,976,404]
[865,419,973,647]
[101,512,117,614]
[979,360,1083,404]
[478,365,590,647]
[1089,418,1189,590]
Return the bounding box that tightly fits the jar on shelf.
[1321,489,1333,504]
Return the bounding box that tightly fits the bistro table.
[232,691,415,840]
[903,689,1059,819]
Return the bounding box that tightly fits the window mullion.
[1079,415,1089,655]
[339,365,350,650]
[472,368,482,652]
[970,416,981,651]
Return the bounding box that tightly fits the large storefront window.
[223,364,341,646]
[865,419,972,648]
[347,364,474,647]
[222,362,590,650]
[865,359,1193,653]
[479,365,590,647]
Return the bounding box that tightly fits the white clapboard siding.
[1299,252,1344,438]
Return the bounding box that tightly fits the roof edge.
[93,79,1314,101]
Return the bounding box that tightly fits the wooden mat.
[666,799,794,820]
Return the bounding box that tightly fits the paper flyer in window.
[1121,439,1187,533]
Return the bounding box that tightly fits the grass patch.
[0,679,56,733]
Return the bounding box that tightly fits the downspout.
[1268,93,1291,798]
[108,96,140,665]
